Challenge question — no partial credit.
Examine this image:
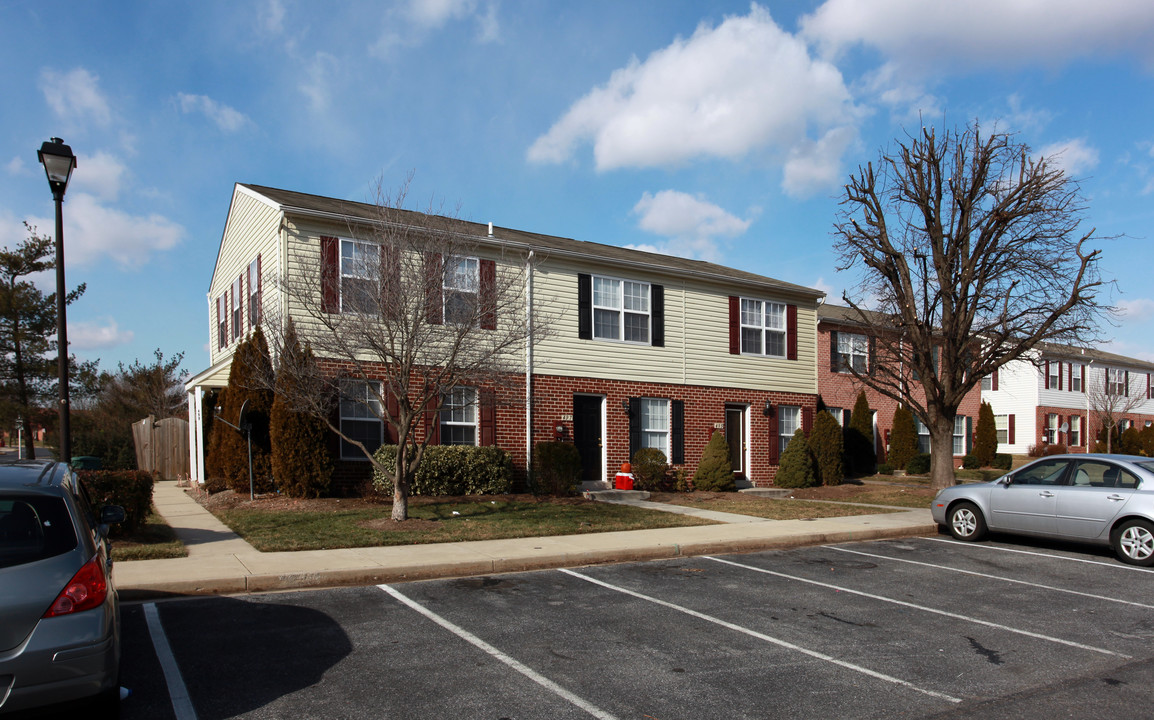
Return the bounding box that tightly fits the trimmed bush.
[993,454,1013,470]
[631,448,669,491]
[1121,426,1143,455]
[876,462,894,475]
[693,431,735,491]
[1141,424,1154,458]
[809,410,843,486]
[775,429,817,488]
[270,322,333,498]
[973,401,998,467]
[962,454,980,470]
[845,390,876,475]
[533,442,581,496]
[79,469,153,537]
[372,445,514,496]
[906,453,931,475]
[888,406,919,470]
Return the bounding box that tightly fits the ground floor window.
[915,417,930,454]
[440,387,478,446]
[1069,415,1082,446]
[1045,414,1060,445]
[995,415,1009,445]
[639,398,669,457]
[953,416,967,456]
[340,380,383,459]
[779,405,800,455]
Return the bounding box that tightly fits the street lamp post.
[37,138,77,465]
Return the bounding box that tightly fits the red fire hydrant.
[614,461,634,490]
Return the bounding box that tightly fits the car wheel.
[947,502,987,541]
[1112,519,1154,567]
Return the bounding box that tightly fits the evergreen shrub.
[809,410,843,486]
[888,406,919,470]
[693,431,735,491]
[973,401,998,467]
[373,445,514,496]
[532,441,581,496]
[993,454,1013,470]
[79,469,153,536]
[906,453,931,475]
[775,429,817,488]
[845,391,877,475]
[631,448,669,491]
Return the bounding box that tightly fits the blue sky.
[3,0,1154,378]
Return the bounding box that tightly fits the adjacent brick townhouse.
[982,343,1154,454]
[186,184,825,490]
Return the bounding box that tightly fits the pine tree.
[888,405,919,471]
[775,429,817,488]
[845,390,876,475]
[973,401,998,466]
[809,410,843,486]
[217,329,275,495]
[271,320,333,498]
[693,431,734,491]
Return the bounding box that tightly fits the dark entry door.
[573,395,603,483]
[726,406,745,475]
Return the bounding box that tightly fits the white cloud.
[39,67,112,128]
[782,125,858,198]
[1038,138,1100,177]
[407,0,477,28]
[69,318,134,351]
[1116,297,1154,323]
[6,157,25,175]
[70,151,128,202]
[372,0,499,54]
[528,4,857,195]
[801,0,1154,74]
[631,190,752,261]
[26,193,183,269]
[300,52,339,113]
[177,93,252,132]
[259,0,285,35]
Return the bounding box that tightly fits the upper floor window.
[981,375,992,391]
[443,257,479,325]
[248,256,261,327]
[339,380,383,460]
[835,332,868,373]
[231,277,242,341]
[593,276,650,343]
[741,299,786,357]
[217,293,228,349]
[341,239,378,314]
[1070,363,1083,392]
[1108,368,1128,396]
[1048,362,1062,390]
[440,387,477,445]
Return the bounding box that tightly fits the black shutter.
[829,331,839,372]
[651,284,664,347]
[671,399,684,464]
[628,397,641,459]
[578,274,592,339]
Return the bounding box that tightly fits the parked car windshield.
[0,496,78,569]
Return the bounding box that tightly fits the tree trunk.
[929,416,956,490]
[391,452,409,521]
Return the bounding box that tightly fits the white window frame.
[339,380,383,460]
[443,256,479,326]
[953,416,967,456]
[828,408,846,427]
[340,238,378,314]
[1108,368,1128,396]
[836,332,868,373]
[440,387,478,446]
[639,398,669,458]
[1045,413,1060,445]
[741,298,786,358]
[1070,415,1082,446]
[1070,363,1082,392]
[778,405,799,456]
[995,415,1009,445]
[247,257,261,327]
[592,275,650,344]
[231,277,242,341]
[914,417,931,454]
[217,293,228,348]
[1048,362,1061,389]
[980,375,992,392]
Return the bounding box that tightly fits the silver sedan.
[931,453,1154,566]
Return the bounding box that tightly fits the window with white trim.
[440,387,477,445]
[981,375,992,391]
[741,299,786,357]
[778,405,799,455]
[953,416,967,455]
[339,380,383,459]
[995,415,1009,445]
[639,398,669,457]
[914,417,930,454]
[443,256,479,325]
[1070,363,1082,392]
[1120,418,1132,432]
[828,408,846,427]
[217,294,228,348]
[1108,368,1127,396]
[340,239,378,314]
[1045,413,1060,445]
[1070,416,1082,446]
[836,332,868,373]
[231,277,242,341]
[1048,362,1061,389]
[593,276,650,343]
[248,257,261,327]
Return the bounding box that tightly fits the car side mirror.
[100,505,126,524]
[1000,475,1013,486]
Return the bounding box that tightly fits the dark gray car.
[931,453,1154,566]
[0,460,124,715]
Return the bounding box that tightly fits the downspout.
[525,248,535,488]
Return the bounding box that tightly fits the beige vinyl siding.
[208,187,282,364]
[532,257,818,393]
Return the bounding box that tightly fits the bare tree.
[263,176,544,520]
[834,123,1108,489]
[1086,372,1146,453]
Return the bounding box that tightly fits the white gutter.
[525,249,535,485]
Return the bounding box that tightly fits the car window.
[0,495,79,569]
[1012,459,1071,485]
[1116,468,1140,489]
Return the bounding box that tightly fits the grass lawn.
[211,495,718,552]
[111,509,187,561]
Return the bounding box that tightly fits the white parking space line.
[705,556,1130,659]
[830,546,1154,611]
[559,568,961,704]
[920,536,1154,573]
[143,603,198,720]
[378,584,620,720]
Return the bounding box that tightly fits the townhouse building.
[186,184,824,490]
[983,343,1154,454]
[816,304,984,464]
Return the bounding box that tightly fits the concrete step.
[583,489,651,502]
[739,488,792,498]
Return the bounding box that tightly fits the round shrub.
[962,454,980,470]
[906,453,931,475]
[876,462,894,475]
[533,441,581,496]
[693,431,734,491]
[631,448,669,491]
[775,429,817,488]
[993,454,1013,470]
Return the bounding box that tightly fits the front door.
[726,406,745,476]
[573,395,604,483]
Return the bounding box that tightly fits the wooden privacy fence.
[132,416,189,480]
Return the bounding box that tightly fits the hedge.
[533,442,581,496]
[78,469,154,536]
[631,448,668,491]
[372,445,514,496]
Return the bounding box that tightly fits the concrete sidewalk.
[113,481,938,600]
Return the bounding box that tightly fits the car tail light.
[43,554,108,617]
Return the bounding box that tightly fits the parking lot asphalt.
[106,534,1154,720]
